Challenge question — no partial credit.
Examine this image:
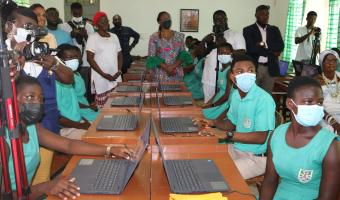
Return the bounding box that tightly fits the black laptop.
[71,119,151,194]
[152,119,229,194]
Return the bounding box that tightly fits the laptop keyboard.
[164,96,192,105]
[93,160,122,191]
[112,115,137,128]
[111,97,140,106]
[167,160,204,192]
[116,85,141,92]
[161,117,198,133]
[160,84,181,91]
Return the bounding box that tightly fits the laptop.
[70,119,151,195]
[152,119,229,194]
[161,89,192,106]
[96,92,144,131]
[111,79,144,106]
[156,87,198,133]
[292,60,320,77]
[278,60,289,76]
[159,84,182,91]
[115,72,145,92]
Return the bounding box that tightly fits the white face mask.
[217,54,232,64]
[235,72,256,92]
[65,59,79,71]
[72,16,83,23]
[291,100,324,127]
[13,26,35,43]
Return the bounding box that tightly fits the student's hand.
[112,71,122,80]
[47,176,80,200]
[33,55,57,70]
[110,145,134,159]
[79,28,88,38]
[332,123,340,135]
[192,118,214,129]
[103,73,116,81]
[89,103,98,112]
[78,118,91,130]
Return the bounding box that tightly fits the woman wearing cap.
[316,50,340,134]
[86,11,122,107]
[147,11,185,82]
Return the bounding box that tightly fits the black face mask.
[161,20,172,29]
[114,22,122,27]
[19,103,44,125]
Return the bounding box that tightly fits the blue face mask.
[65,59,79,71]
[217,54,232,64]
[291,100,324,127]
[235,72,256,92]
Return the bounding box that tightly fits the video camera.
[21,25,51,60]
[212,24,226,38]
[314,27,321,38]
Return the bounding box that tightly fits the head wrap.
[93,11,107,26]
[319,49,339,66]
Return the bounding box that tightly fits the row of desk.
[47,62,254,200]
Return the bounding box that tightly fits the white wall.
[29,0,289,56]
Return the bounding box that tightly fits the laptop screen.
[279,60,289,76]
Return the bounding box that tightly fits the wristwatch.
[225,131,234,140]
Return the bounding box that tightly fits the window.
[326,0,340,49]
[14,0,29,7]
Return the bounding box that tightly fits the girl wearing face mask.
[6,75,133,199]
[260,76,340,200]
[147,11,185,82]
[203,42,235,120]
[56,44,99,140]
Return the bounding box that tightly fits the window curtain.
[325,0,340,49]
[14,0,30,7]
[282,0,306,63]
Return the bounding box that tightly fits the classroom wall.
[29,0,289,56]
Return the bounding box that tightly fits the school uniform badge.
[243,118,251,128]
[298,169,313,183]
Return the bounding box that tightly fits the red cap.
[93,11,107,26]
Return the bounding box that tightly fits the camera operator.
[201,10,246,103]
[5,7,74,133]
[60,2,94,102]
[295,11,320,62]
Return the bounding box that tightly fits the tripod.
[310,35,320,65]
[0,2,30,199]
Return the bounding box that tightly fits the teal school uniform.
[73,73,99,122]
[227,84,276,154]
[271,123,339,200]
[6,125,40,189]
[183,58,204,99]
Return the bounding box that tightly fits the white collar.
[256,23,267,30]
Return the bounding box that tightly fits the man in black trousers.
[243,5,284,93]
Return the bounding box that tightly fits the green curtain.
[14,0,30,7]
[282,0,306,64]
[326,0,340,49]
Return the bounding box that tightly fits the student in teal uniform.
[6,76,132,199]
[260,76,340,200]
[179,40,205,100]
[203,42,234,119]
[57,44,98,121]
[56,44,99,139]
[211,54,276,179]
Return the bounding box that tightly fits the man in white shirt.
[202,10,246,103]
[60,2,94,102]
[295,11,318,62]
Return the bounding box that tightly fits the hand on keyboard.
[192,118,214,129]
[47,176,80,199]
[110,145,135,160]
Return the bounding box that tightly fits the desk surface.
[81,110,151,145]
[47,149,151,200]
[151,145,253,200]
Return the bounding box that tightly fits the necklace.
[322,73,339,98]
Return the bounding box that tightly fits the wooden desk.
[47,149,151,200]
[81,110,151,145]
[151,111,225,145]
[273,75,294,120]
[151,145,253,200]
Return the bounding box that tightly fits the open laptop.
[161,89,192,106]
[152,119,229,194]
[115,72,145,92]
[111,80,144,106]
[70,119,151,195]
[292,60,320,77]
[156,87,198,133]
[96,92,144,131]
[159,83,182,91]
[278,60,289,76]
